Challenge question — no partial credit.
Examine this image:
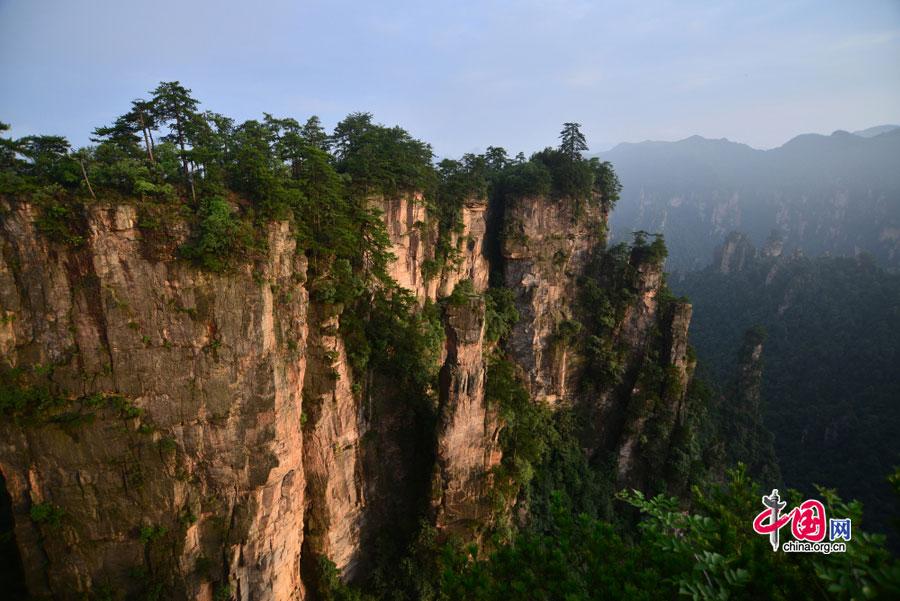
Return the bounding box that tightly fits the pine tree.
[559,122,588,160]
[150,81,200,196]
[0,121,20,170]
[301,116,328,151]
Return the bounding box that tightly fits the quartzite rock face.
[713,231,756,274]
[379,193,432,302]
[300,306,365,581]
[431,296,500,538]
[502,196,604,404]
[1,187,700,599]
[0,201,308,600]
[379,194,495,543]
[379,194,490,301]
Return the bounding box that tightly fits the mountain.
[853,124,900,138]
[599,128,900,271]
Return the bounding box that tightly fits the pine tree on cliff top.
[559,122,588,160]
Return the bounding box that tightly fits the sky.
[1,0,899,157]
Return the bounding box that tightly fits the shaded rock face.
[301,306,365,580]
[501,196,604,404]
[0,202,308,600]
[562,239,696,493]
[374,193,495,546]
[611,298,695,489]
[713,231,756,274]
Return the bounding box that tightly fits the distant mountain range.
[599,125,900,271]
[853,124,900,138]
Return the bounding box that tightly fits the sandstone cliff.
[0,185,696,599]
[501,196,604,404]
[1,201,308,600]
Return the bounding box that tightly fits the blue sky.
[1,0,899,157]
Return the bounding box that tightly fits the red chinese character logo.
[752,490,828,550]
[791,499,826,542]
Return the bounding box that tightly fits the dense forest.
[2,82,899,600]
[674,239,900,549]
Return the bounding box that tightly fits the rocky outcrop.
[442,198,491,296]
[378,194,489,301]
[761,230,784,259]
[1,184,700,599]
[502,196,604,403]
[376,194,495,543]
[0,201,308,600]
[716,328,780,484]
[713,231,756,274]
[431,296,499,538]
[379,193,432,302]
[300,306,365,580]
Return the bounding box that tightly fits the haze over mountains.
[600,125,900,271]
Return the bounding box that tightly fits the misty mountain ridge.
[852,124,900,138]
[599,126,900,271]
[605,123,899,153]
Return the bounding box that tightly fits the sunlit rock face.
[1,201,308,600]
[501,195,604,405]
[1,186,697,599]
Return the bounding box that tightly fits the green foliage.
[0,367,67,421]
[484,287,519,344]
[345,289,444,391]
[442,498,665,601]
[523,410,616,533]
[29,502,65,528]
[555,318,582,345]
[179,195,252,271]
[620,466,900,600]
[314,558,367,601]
[532,147,595,201]
[497,159,552,199]
[486,357,553,512]
[139,524,168,545]
[150,81,200,182]
[590,158,622,208]
[0,368,143,432]
[302,115,328,151]
[441,467,900,601]
[16,135,78,186]
[33,190,86,246]
[442,279,478,307]
[577,244,637,389]
[630,230,668,266]
[559,122,589,160]
[429,154,488,272]
[331,112,436,199]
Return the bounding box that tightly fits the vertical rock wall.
[0,186,698,599]
[430,297,499,538]
[501,196,604,404]
[0,201,309,600]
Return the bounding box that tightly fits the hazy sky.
[2,0,899,157]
